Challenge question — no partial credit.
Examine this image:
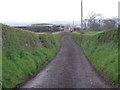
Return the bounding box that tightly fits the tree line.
[15,25,64,33]
[82,12,118,31]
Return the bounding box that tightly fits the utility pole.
[72,18,74,31]
[73,18,74,26]
[81,0,83,30]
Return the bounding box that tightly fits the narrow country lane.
[21,33,111,88]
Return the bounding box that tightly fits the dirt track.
[21,33,111,88]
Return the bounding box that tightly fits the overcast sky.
[0,0,119,24]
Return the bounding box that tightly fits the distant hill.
[2,21,81,27]
[50,21,81,26]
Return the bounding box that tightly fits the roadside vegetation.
[2,25,61,88]
[72,29,118,84]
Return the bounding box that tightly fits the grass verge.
[72,29,118,84]
[2,25,61,88]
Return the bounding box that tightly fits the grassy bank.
[2,25,61,88]
[72,29,118,84]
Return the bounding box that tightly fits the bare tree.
[83,12,117,31]
[86,12,103,31]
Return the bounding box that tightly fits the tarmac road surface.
[21,33,111,88]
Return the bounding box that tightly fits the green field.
[2,25,61,88]
[72,29,119,84]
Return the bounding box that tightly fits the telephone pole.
[73,18,74,26]
[81,0,83,30]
